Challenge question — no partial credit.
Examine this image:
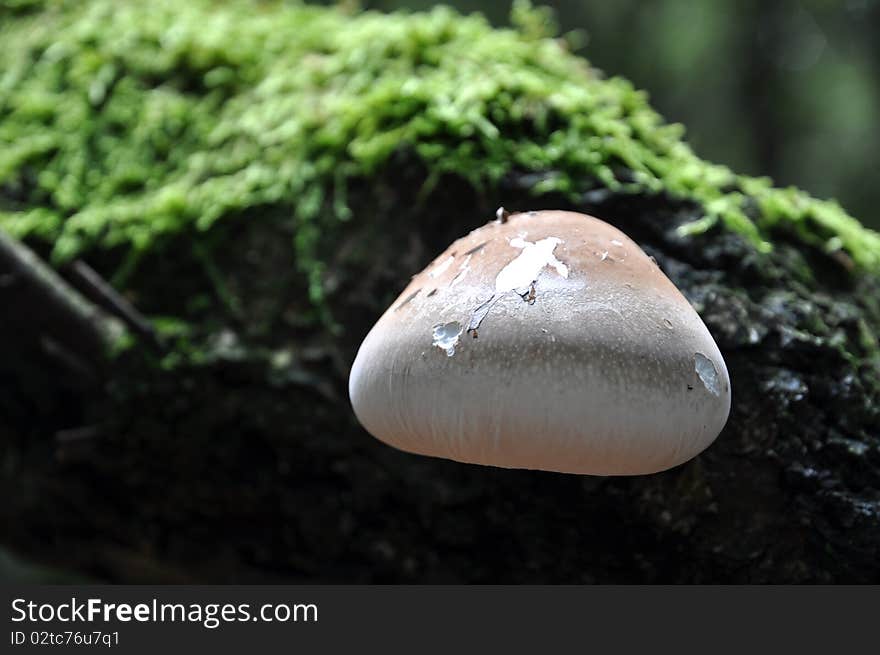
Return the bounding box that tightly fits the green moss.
[2,0,879,307]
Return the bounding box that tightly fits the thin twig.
[0,229,126,371]
[67,259,162,351]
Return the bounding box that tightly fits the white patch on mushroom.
[432,321,463,356]
[611,239,623,247]
[694,353,721,396]
[467,237,569,333]
[428,255,455,278]
[449,254,472,288]
[496,237,568,295]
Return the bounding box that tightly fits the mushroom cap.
[349,210,731,475]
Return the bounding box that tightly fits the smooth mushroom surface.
[349,210,731,475]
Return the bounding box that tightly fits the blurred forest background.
[360,0,880,230]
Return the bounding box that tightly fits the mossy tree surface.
[1,0,878,582]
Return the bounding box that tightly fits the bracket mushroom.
[349,210,731,475]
